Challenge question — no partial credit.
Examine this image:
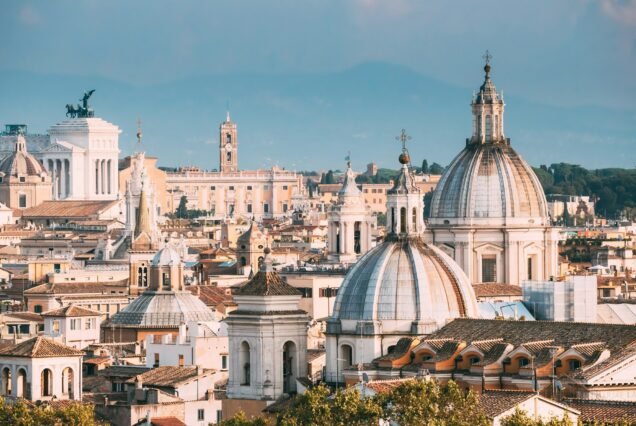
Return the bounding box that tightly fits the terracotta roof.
[125,366,214,388]
[83,356,111,365]
[377,337,416,361]
[21,200,119,218]
[0,336,83,358]
[563,399,636,423]
[479,390,536,418]
[472,283,522,298]
[133,416,187,426]
[575,344,636,381]
[475,343,510,367]
[187,285,231,307]
[234,270,300,297]
[362,378,415,394]
[24,280,128,295]
[98,365,151,378]
[42,304,102,317]
[2,312,43,322]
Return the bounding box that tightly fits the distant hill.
[0,62,634,171]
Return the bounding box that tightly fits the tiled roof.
[42,304,102,317]
[21,200,119,218]
[133,416,187,426]
[125,366,214,388]
[575,344,636,381]
[479,390,536,418]
[563,399,636,423]
[472,283,522,298]
[475,343,510,366]
[0,336,83,358]
[187,285,232,307]
[24,280,128,295]
[1,312,43,322]
[431,319,636,355]
[470,338,505,353]
[234,270,300,297]
[363,378,415,394]
[377,337,416,361]
[430,340,462,362]
[98,365,151,378]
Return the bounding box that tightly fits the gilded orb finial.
[395,129,412,165]
[483,50,492,76]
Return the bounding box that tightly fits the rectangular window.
[247,203,252,214]
[178,354,185,367]
[221,355,228,370]
[19,176,26,183]
[85,318,94,330]
[282,203,288,213]
[482,256,497,283]
[52,320,60,333]
[19,324,29,334]
[19,194,27,208]
[54,263,61,273]
[210,186,216,191]
[283,185,288,190]
[154,353,160,367]
[319,288,338,298]
[263,203,269,213]
[198,409,205,421]
[527,257,533,281]
[229,186,235,191]
[298,288,313,298]
[247,185,253,191]
[70,318,80,330]
[217,410,223,423]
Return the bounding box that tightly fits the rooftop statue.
[66,89,96,118]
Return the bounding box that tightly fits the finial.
[483,50,492,76]
[226,100,231,122]
[396,129,412,165]
[136,117,143,145]
[345,151,351,168]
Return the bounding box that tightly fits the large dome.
[331,237,478,334]
[429,141,549,226]
[108,291,215,328]
[0,134,47,178]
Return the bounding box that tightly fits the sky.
[1,0,635,170]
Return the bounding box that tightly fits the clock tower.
[219,112,238,173]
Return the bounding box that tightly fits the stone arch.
[1,367,11,396]
[62,367,74,399]
[41,368,53,397]
[16,368,27,398]
[283,340,297,393]
[239,341,251,386]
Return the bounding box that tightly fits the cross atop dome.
[396,129,412,165]
[483,50,493,77]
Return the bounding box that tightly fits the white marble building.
[426,61,559,285]
[38,116,120,201]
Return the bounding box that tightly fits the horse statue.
[65,104,80,118]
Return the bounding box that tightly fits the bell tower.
[219,112,238,173]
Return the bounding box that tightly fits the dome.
[331,237,478,333]
[429,142,549,226]
[108,291,215,328]
[151,245,181,266]
[0,134,47,177]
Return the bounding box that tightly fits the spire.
[15,134,26,153]
[338,157,362,202]
[134,173,151,238]
[471,51,505,144]
[226,110,231,123]
[389,129,417,195]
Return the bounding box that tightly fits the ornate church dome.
[331,238,478,333]
[429,60,549,227]
[329,138,478,335]
[0,134,47,178]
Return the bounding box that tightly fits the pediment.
[474,242,504,253]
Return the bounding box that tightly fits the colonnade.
[47,159,70,200]
[94,159,113,195]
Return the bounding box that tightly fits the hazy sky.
[1,1,635,169]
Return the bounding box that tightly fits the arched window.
[34,305,42,314]
[16,369,26,398]
[340,344,353,367]
[1,368,11,396]
[568,359,581,371]
[226,152,232,162]
[283,341,297,393]
[400,207,406,234]
[485,115,492,140]
[137,264,148,287]
[477,115,482,136]
[41,368,52,397]
[494,115,499,138]
[354,222,361,254]
[62,367,74,399]
[240,341,251,385]
[226,133,231,144]
[391,207,396,233]
[517,357,529,368]
[240,257,246,266]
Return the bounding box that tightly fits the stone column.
[60,160,66,199]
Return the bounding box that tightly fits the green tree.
[218,411,271,426]
[176,195,188,219]
[429,162,445,175]
[0,397,105,426]
[378,380,489,426]
[321,170,335,184]
[421,159,429,174]
[500,408,574,426]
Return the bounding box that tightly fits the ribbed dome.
[108,291,215,328]
[0,135,47,177]
[429,142,549,226]
[331,237,478,333]
[151,245,181,266]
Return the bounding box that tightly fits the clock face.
[225,143,232,152]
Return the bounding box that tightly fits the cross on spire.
[396,128,412,151]
[483,50,492,66]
